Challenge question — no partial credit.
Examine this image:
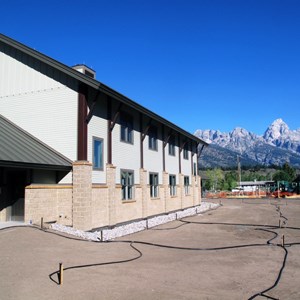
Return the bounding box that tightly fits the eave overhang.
[0,33,208,146]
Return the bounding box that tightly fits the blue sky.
[1,0,299,135]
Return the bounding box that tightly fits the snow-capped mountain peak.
[263,118,289,141]
[195,119,300,168]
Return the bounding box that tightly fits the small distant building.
[0,34,207,230]
[233,180,274,195]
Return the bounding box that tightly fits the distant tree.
[273,170,291,182]
[206,168,224,191]
[272,163,296,182]
[282,162,296,181]
[204,179,211,191]
[224,171,237,191]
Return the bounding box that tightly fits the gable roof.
[0,33,207,146]
[0,114,72,170]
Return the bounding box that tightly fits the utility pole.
[237,155,241,187]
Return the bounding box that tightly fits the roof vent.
[72,64,96,79]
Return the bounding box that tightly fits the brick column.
[179,173,184,209]
[72,161,92,230]
[140,168,148,218]
[192,175,202,206]
[192,175,196,206]
[197,175,202,204]
[163,171,169,212]
[106,164,116,226]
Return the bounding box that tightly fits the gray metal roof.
[0,114,72,170]
[0,33,207,146]
[239,181,274,186]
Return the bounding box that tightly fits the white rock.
[50,202,220,241]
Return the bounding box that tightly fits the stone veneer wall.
[25,185,73,226]
[24,162,202,231]
[91,185,109,229]
[72,161,92,231]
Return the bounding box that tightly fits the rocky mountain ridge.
[195,119,300,168]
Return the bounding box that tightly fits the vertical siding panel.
[112,109,140,184]
[0,51,78,185]
[143,124,163,184]
[0,52,61,97]
[88,99,108,184]
[165,145,180,176]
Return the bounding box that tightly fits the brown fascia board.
[0,160,71,171]
[0,33,207,146]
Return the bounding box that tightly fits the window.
[184,176,190,195]
[183,144,189,160]
[169,135,176,156]
[193,162,197,176]
[169,175,176,196]
[120,113,133,143]
[148,126,158,150]
[150,173,159,198]
[93,137,103,170]
[121,170,134,200]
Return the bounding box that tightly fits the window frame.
[92,137,104,171]
[121,169,134,200]
[183,144,189,160]
[168,135,176,156]
[169,174,177,196]
[193,162,197,176]
[148,126,158,151]
[120,112,134,144]
[149,172,159,198]
[184,175,190,195]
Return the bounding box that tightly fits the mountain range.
[195,119,300,169]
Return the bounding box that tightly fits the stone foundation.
[25,162,202,231]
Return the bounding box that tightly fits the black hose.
[1,203,299,299]
[248,246,288,300]
[48,242,142,285]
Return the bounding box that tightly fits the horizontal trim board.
[0,160,72,171]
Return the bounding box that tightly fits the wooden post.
[59,263,64,285]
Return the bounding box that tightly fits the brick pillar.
[192,175,196,206]
[192,174,202,206]
[197,175,202,204]
[72,161,92,230]
[106,164,116,226]
[163,171,169,212]
[140,168,148,218]
[179,173,184,209]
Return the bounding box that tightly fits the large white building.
[0,34,207,230]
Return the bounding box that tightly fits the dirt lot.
[0,198,300,300]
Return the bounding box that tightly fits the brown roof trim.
[0,33,207,146]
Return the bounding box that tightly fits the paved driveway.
[0,198,299,299]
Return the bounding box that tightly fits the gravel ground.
[0,198,299,300]
[50,202,219,241]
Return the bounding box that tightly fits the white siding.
[165,145,179,176]
[181,150,193,176]
[143,140,163,184]
[88,103,107,184]
[112,111,140,184]
[0,87,78,161]
[0,51,78,184]
[0,52,62,97]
